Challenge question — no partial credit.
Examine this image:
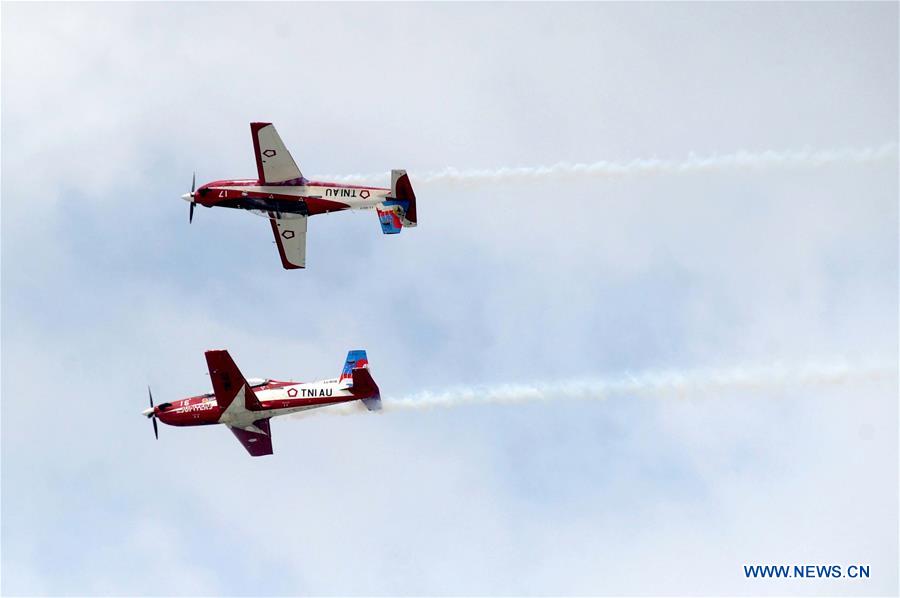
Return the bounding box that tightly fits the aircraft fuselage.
[153,378,359,428]
[189,178,391,217]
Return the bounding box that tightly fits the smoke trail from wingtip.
[312,144,898,187]
[295,360,895,418]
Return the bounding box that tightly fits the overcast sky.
[2,2,897,596]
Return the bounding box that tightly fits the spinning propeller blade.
[148,386,158,440]
[189,172,197,224]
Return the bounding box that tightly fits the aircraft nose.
[142,406,155,417]
[181,192,193,202]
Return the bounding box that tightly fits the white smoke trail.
[312,144,898,187]
[295,360,895,418]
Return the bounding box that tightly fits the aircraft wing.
[269,214,307,270]
[251,122,303,183]
[205,349,262,411]
[229,418,273,457]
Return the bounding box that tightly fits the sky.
[2,2,898,596]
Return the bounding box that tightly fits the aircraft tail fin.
[338,349,381,411]
[376,170,417,234]
[339,350,369,384]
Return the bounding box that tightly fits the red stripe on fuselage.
[156,393,360,427]
[305,197,351,215]
[194,179,388,208]
[194,179,387,216]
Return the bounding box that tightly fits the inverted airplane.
[143,349,381,456]
[183,122,417,269]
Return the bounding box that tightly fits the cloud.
[2,2,897,596]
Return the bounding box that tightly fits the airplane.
[182,122,417,269]
[143,349,381,456]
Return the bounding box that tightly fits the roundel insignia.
[287,388,298,397]
[282,230,295,239]
[360,190,370,199]
[262,149,276,157]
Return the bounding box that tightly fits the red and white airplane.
[183,122,417,269]
[143,349,380,456]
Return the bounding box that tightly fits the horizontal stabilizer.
[376,170,417,234]
[361,397,382,412]
[351,366,381,411]
[390,169,417,226]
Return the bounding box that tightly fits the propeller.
[147,386,158,440]
[189,172,196,224]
